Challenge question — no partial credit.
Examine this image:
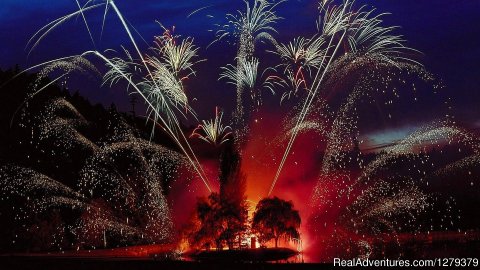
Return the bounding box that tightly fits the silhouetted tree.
[188,187,248,250]
[219,140,248,248]
[220,170,248,249]
[187,145,248,250]
[188,193,223,250]
[252,197,301,248]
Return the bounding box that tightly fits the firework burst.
[190,107,233,146]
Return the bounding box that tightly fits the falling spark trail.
[187,5,213,19]
[100,3,109,40]
[75,0,96,48]
[26,3,105,57]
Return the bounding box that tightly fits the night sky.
[1,0,479,142]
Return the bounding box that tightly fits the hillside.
[0,68,195,252]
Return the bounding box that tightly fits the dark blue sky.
[1,0,479,132]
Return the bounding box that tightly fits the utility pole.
[129,94,137,118]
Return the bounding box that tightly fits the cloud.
[361,124,420,152]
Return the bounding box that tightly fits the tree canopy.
[186,191,248,250]
[252,196,301,248]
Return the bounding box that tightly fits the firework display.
[0,0,479,267]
